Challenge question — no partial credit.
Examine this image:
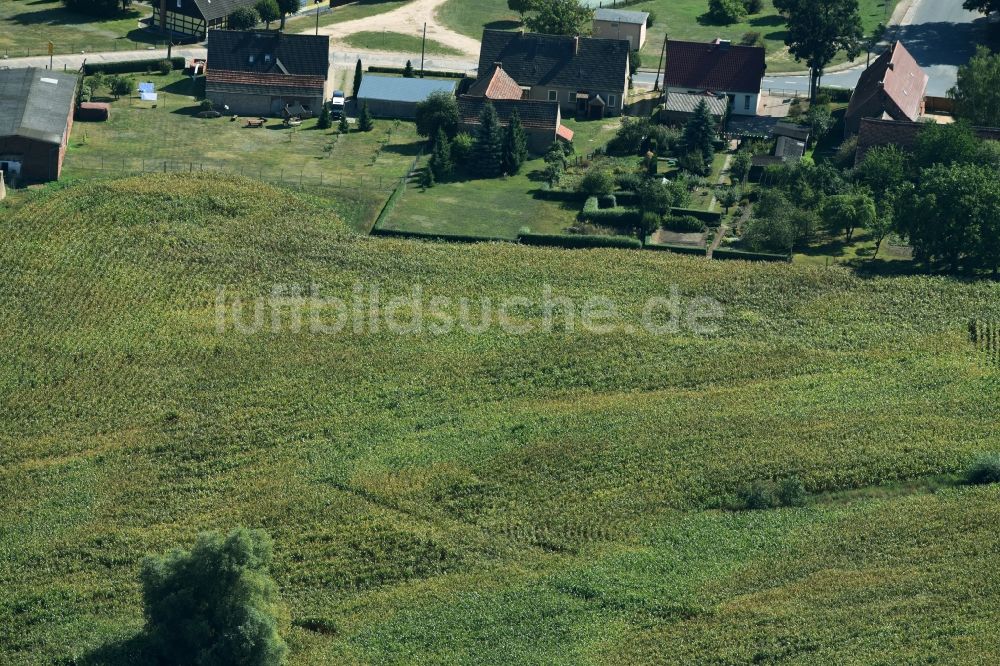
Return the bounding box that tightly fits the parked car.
[331,90,346,118]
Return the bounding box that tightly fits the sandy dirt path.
[313,0,482,58]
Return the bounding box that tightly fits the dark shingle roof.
[207,30,329,77]
[0,68,76,145]
[457,96,559,130]
[477,30,629,93]
[191,0,259,22]
[664,39,765,93]
[772,121,811,141]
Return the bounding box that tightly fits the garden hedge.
[580,197,642,227]
[712,248,792,262]
[817,86,853,103]
[643,242,708,256]
[366,66,468,80]
[518,233,643,250]
[669,207,723,225]
[371,228,508,243]
[83,57,185,75]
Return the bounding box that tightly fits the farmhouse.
[0,67,77,184]
[205,30,331,117]
[477,30,631,118]
[150,0,259,40]
[845,41,928,136]
[663,39,766,116]
[592,8,649,50]
[467,63,525,100]
[357,76,458,120]
[457,97,571,153]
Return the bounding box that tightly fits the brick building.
[0,68,77,184]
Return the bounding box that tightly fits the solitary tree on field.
[501,109,529,175]
[773,0,863,102]
[255,0,280,29]
[228,6,259,31]
[950,46,1000,128]
[353,58,363,97]
[141,528,288,666]
[473,102,505,177]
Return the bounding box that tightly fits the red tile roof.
[467,64,524,100]
[664,39,765,94]
[847,41,928,125]
[206,69,326,96]
[556,124,574,141]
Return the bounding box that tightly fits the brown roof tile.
[664,39,765,94]
[467,63,524,100]
[847,41,928,125]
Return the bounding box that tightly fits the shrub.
[615,171,642,192]
[578,168,615,197]
[157,59,172,76]
[739,481,775,510]
[141,528,288,665]
[450,132,474,164]
[664,215,705,233]
[639,211,662,237]
[200,98,214,111]
[708,0,747,24]
[965,454,1000,486]
[579,197,643,227]
[740,31,764,48]
[84,58,184,75]
[742,0,763,14]
[109,74,134,100]
[646,10,656,26]
[598,194,617,209]
[776,476,807,507]
[678,151,709,176]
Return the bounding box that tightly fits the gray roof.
[191,0,258,22]
[478,30,630,94]
[357,75,457,103]
[664,91,727,116]
[775,135,806,160]
[773,121,811,141]
[0,68,77,145]
[207,30,329,77]
[594,8,649,25]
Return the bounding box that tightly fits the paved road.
[635,0,988,96]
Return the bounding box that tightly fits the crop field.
[436,0,900,72]
[0,0,157,57]
[2,174,1000,663]
[64,70,424,231]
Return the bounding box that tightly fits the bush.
[578,168,615,197]
[450,132,474,164]
[776,476,807,507]
[200,98,214,111]
[639,211,662,237]
[646,10,656,26]
[157,59,172,75]
[740,31,764,47]
[708,0,747,24]
[598,194,617,209]
[83,57,184,75]
[735,477,808,510]
[740,481,775,510]
[615,171,643,192]
[141,528,288,665]
[742,0,764,13]
[664,215,705,233]
[965,454,1000,485]
[579,197,643,227]
[678,151,709,176]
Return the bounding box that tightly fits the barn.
[356,75,458,120]
[0,67,77,184]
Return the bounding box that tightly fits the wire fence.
[1,38,175,60]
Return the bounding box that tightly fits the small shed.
[75,102,111,122]
[357,75,458,120]
[660,91,727,127]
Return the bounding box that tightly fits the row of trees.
[228,0,300,31]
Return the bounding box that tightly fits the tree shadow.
[380,141,425,156]
[764,30,790,42]
[893,19,990,68]
[485,20,521,31]
[749,14,785,28]
[9,7,141,27]
[79,632,152,666]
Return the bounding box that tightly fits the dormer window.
[248,55,254,64]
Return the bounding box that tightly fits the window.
[744,95,752,111]
[548,90,558,102]
[608,95,616,108]
[176,0,181,7]
[569,92,577,102]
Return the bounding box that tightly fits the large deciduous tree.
[962,0,1000,16]
[525,0,593,36]
[773,0,863,102]
[255,0,280,29]
[820,191,875,243]
[950,46,1000,128]
[228,6,260,30]
[415,91,459,141]
[141,529,288,666]
[276,0,299,30]
[508,0,538,22]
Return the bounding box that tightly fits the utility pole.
[315,3,320,35]
[419,22,427,78]
[654,32,667,92]
[48,41,54,71]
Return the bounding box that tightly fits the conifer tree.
[353,58,363,97]
[358,101,374,132]
[429,128,454,181]
[474,101,504,177]
[502,109,529,175]
[683,99,716,164]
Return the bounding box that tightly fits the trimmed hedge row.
[518,233,643,250]
[644,240,708,256]
[579,197,642,226]
[713,248,792,262]
[366,66,467,80]
[83,57,185,75]
[534,188,586,202]
[371,227,508,243]
[817,86,853,103]
[670,207,723,225]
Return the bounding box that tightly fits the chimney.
[493,61,503,70]
[573,35,580,55]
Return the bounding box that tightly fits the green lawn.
[0,0,160,57]
[2,173,1000,663]
[343,30,463,56]
[287,0,409,31]
[436,0,900,72]
[382,118,621,238]
[64,70,424,231]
